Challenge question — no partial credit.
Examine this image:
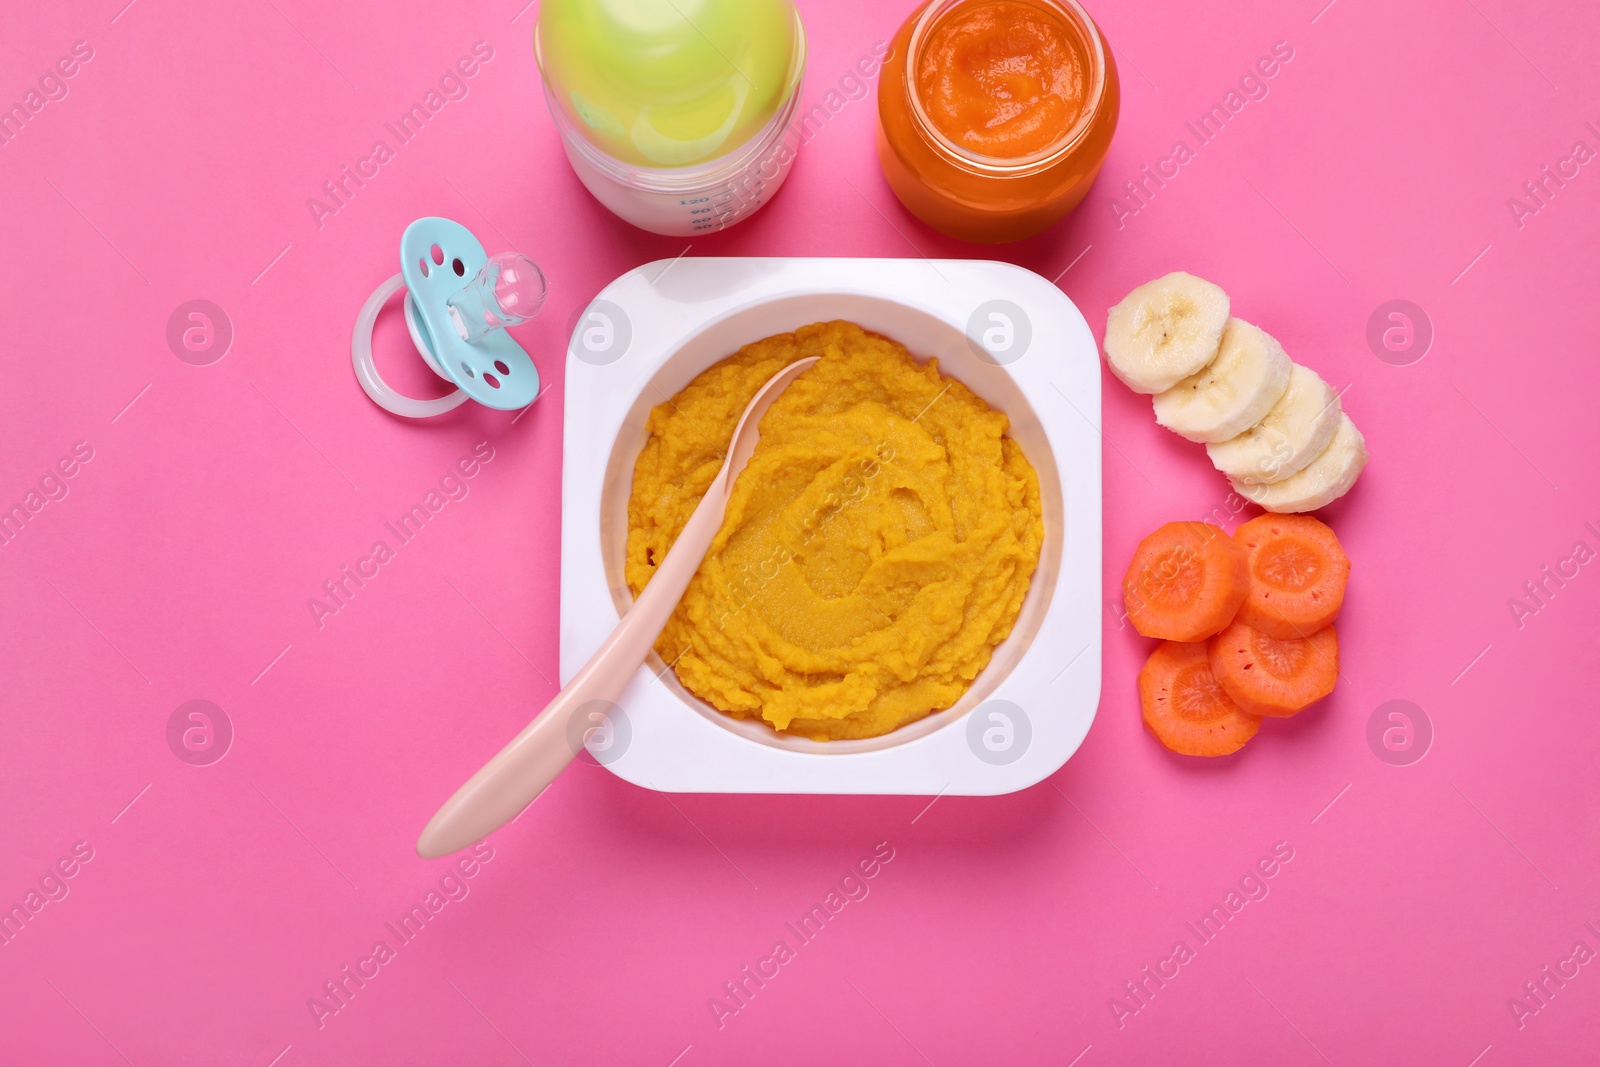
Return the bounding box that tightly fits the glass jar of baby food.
[877,0,1119,243]
[535,0,807,237]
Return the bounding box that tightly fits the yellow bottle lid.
[535,0,804,169]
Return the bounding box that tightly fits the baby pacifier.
[352,217,546,418]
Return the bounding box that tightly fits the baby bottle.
[535,0,807,236]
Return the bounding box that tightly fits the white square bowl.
[560,258,1101,795]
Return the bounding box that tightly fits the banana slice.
[1103,272,1230,394]
[1233,414,1367,512]
[1151,318,1291,443]
[1206,364,1340,485]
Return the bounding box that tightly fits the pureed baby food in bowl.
[625,321,1045,742]
[561,258,1101,794]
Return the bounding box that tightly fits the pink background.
[3,0,1597,1064]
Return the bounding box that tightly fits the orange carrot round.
[1233,514,1349,639]
[1124,522,1249,642]
[1139,640,1260,756]
[1208,619,1339,717]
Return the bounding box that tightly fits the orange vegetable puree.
[916,0,1089,159]
[626,321,1043,741]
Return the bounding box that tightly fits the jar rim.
[904,0,1109,175]
[544,73,807,193]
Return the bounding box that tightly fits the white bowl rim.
[559,258,1102,795]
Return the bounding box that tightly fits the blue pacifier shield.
[399,218,539,409]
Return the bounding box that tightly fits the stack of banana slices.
[1102,271,1368,513]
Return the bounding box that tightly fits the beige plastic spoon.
[416,356,819,859]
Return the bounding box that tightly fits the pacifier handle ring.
[351,273,469,419]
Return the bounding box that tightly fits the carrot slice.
[1233,514,1349,639]
[1208,619,1338,717]
[1139,641,1260,756]
[1123,522,1249,642]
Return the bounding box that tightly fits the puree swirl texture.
[625,321,1044,740]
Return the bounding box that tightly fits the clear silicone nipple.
[446,252,549,343]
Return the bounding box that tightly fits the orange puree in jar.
[916,1,1088,160]
[877,0,1119,243]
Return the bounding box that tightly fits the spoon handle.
[414,356,816,859]
[415,467,731,858]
